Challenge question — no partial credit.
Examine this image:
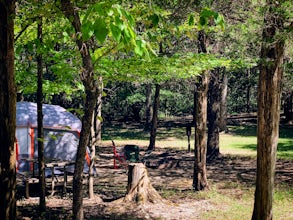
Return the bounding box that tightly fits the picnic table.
[19,158,75,198]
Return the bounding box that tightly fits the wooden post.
[186,124,192,152]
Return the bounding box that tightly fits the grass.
[101,123,293,219]
[220,125,293,160]
[103,123,293,160]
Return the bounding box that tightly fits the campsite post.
[186,124,192,152]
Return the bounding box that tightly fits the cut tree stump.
[123,163,163,204]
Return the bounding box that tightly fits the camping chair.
[112,140,127,169]
[111,141,140,169]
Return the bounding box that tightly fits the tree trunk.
[88,111,96,200]
[37,17,46,213]
[124,163,162,204]
[252,1,285,219]
[283,91,292,122]
[95,89,103,144]
[144,83,153,131]
[219,72,228,132]
[89,80,103,199]
[61,1,100,219]
[0,1,17,219]
[246,69,251,113]
[207,68,220,161]
[148,84,160,151]
[193,74,209,191]
[193,29,209,191]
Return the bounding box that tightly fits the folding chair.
[112,140,127,169]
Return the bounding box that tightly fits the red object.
[112,140,127,169]
[16,138,19,171]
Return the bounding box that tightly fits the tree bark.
[124,163,162,204]
[219,71,228,132]
[89,80,103,199]
[252,1,285,219]
[283,91,292,122]
[148,84,161,151]
[193,29,209,191]
[60,1,100,219]
[207,68,220,160]
[88,111,96,200]
[0,1,17,219]
[144,83,153,131]
[193,74,209,191]
[37,16,46,213]
[246,69,251,113]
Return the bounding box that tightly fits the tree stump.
[124,163,162,204]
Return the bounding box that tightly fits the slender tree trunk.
[207,68,220,160]
[193,74,209,191]
[0,1,17,219]
[148,84,160,151]
[252,1,285,219]
[144,83,153,131]
[283,91,292,122]
[37,17,46,213]
[95,88,103,144]
[61,1,100,219]
[88,86,102,199]
[246,69,251,113]
[219,71,228,132]
[89,111,96,200]
[193,29,209,191]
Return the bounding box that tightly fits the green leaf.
[94,18,109,44]
[188,14,195,26]
[115,15,125,30]
[81,21,94,40]
[199,16,207,26]
[110,23,122,42]
[134,39,145,56]
[149,14,160,27]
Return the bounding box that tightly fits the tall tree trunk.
[0,1,17,219]
[37,17,46,213]
[89,85,102,199]
[283,91,292,122]
[246,68,251,113]
[193,74,209,191]
[89,111,96,200]
[252,1,285,219]
[193,30,209,191]
[148,84,160,151]
[219,71,228,132]
[207,68,220,160]
[61,1,100,219]
[144,83,153,131]
[95,88,103,144]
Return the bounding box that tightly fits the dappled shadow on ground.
[17,145,293,219]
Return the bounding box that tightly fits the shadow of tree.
[17,146,293,219]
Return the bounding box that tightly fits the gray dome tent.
[16,102,86,172]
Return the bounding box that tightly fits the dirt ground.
[17,146,293,220]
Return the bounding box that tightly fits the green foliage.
[198,7,225,31]
[98,52,230,84]
[80,2,151,62]
[15,1,82,102]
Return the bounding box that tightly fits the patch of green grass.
[201,183,292,220]
[102,124,293,160]
[220,125,293,160]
